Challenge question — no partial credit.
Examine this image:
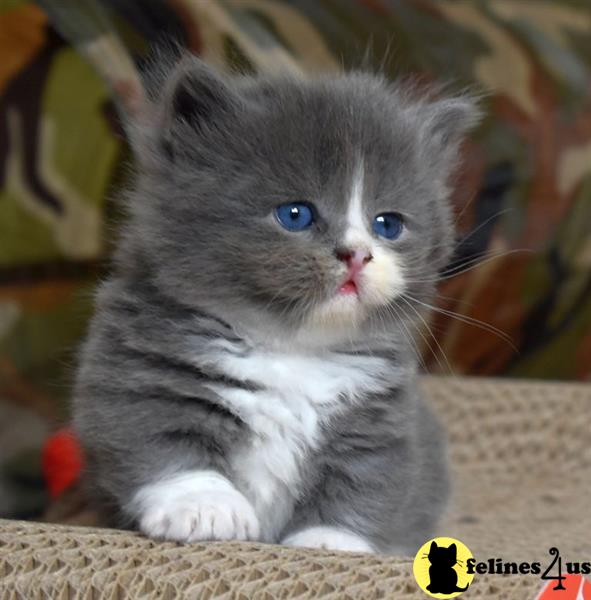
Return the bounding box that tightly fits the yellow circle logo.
[413,537,475,598]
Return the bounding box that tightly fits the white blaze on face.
[306,162,406,334]
[344,165,372,250]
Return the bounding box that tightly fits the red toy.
[42,428,83,498]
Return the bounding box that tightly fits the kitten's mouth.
[339,279,358,295]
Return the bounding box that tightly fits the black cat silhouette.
[426,541,469,595]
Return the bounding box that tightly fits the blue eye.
[372,212,404,240]
[275,202,315,231]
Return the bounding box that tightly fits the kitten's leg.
[74,364,260,543]
[129,470,260,543]
[280,393,448,555]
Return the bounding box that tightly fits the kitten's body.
[74,56,478,554]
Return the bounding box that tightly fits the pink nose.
[335,247,373,271]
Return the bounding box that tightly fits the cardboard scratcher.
[1,376,590,599]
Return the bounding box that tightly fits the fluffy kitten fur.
[73,55,479,554]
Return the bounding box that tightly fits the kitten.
[73,54,479,554]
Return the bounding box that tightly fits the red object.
[42,428,83,498]
[536,574,591,599]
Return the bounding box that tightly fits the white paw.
[282,526,374,553]
[132,470,260,543]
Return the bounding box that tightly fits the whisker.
[404,293,517,351]
[398,296,454,375]
[387,302,436,373]
[380,304,427,372]
[432,292,475,309]
[453,207,513,249]
[404,248,532,284]
[452,189,479,229]
[402,208,513,265]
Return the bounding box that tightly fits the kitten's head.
[125,56,479,348]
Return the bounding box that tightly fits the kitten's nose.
[335,247,373,270]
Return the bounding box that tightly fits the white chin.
[306,293,366,331]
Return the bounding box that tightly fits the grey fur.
[73,54,479,553]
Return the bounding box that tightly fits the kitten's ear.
[408,95,481,173]
[448,543,457,558]
[430,541,438,552]
[158,56,241,159]
[167,58,237,129]
[420,97,480,148]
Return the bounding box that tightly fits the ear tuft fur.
[146,55,242,162]
[168,58,235,128]
[420,96,482,147]
[403,92,482,177]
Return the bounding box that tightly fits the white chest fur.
[202,346,395,539]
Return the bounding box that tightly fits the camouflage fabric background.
[1,0,590,517]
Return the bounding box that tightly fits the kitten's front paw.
[140,489,260,542]
[282,526,374,553]
[133,471,260,543]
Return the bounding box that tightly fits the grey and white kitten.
[73,55,479,555]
